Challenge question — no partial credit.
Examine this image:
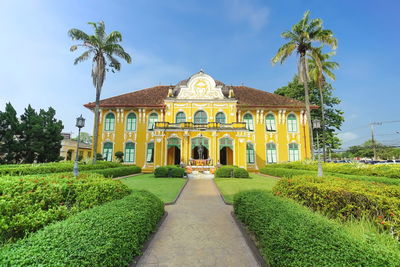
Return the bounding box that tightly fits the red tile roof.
[84,84,317,109]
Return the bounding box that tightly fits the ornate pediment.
[176,71,225,100]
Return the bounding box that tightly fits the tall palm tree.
[308,47,339,161]
[272,10,337,159]
[69,21,131,163]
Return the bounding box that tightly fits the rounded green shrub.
[215,166,236,178]
[233,167,249,178]
[154,166,168,177]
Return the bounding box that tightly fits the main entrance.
[191,137,209,159]
[219,137,233,165]
[167,138,181,165]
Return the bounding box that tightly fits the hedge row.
[88,165,141,178]
[0,161,122,176]
[0,191,164,266]
[264,162,400,179]
[260,166,400,185]
[215,166,249,178]
[0,173,131,244]
[273,175,400,237]
[234,190,400,266]
[154,165,185,178]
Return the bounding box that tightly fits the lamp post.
[73,115,85,177]
[312,119,323,177]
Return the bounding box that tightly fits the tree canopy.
[0,103,64,164]
[274,76,344,153]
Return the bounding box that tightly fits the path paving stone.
[136,179,260,267]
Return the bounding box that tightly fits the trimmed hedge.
[0,173,131,244]
[0,161,122,176]
[88,165,141,178]
[273,175,400,238]
[0,191,164,266]
[260,166,400,185]
[215,166,249,178]
[154,165,185,178]
[234,190,400,266]
[264,162,400,179]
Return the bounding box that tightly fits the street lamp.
[312,119,323,177]
[73,114,85,176]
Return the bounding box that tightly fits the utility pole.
[370,122,382,161]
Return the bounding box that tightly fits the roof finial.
[200,68,204,73]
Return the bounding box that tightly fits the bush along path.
[136,179,260,266]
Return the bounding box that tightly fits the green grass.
[120,174,186,203]
[215,174,278,204]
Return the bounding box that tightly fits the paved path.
[136,179,260,267]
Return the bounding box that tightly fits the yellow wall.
[94,101,311,172]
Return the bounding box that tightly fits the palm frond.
[104,44,132,64]
[73,50,94,65]
[271,42,297,65]
[68,28,90,42]
[314,29,338,49]
[106,54,121,71]
[105,31,123,44]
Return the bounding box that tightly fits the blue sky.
[1,0,399,148]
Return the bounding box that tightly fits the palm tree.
[271,10,337,159]
[308,47,339,161]
[69,21,131,163]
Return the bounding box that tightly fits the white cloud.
[225,0,269,32]
[337,132,359,143]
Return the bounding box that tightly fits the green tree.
[69,21,132,164]
[0,103,22,163]
[308,47,339,160]
[344,140,400,160]
[19,106,64,163]
[275,76,344,156]
[271,10,337,158]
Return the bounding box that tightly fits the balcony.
[154,121,247,131]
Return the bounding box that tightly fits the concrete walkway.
[136,179,260,267]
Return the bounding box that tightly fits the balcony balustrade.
[154,121,247,130]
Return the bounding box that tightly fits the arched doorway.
[167,138,181,165]
[219,137,233,165]
[66,149,73,161]
[191,137,209,159]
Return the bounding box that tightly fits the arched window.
[246,143,255,164]
[103,142,113,161]
[148,113,158,130]
[288,143,300,162]
[215,112,226,124]
[244,113,254,131]
[126,113,137,131]
[176,112,186,123]
[265,114,276,132]
[104,113,115,131]
[146,142,154,163]
[266,143,277,163]
[124,142,135,163]
[287,114,298,132]
[194,110,207,124]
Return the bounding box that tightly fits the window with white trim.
[104,113,115,131]
[176,112,186,123]
[244,113,254,131]
[148,113,158,130]
[266,143,277,163]
[287,114,298,133]
[103,142,113,161]
[266,114,276,132]
[246,143,255,164]
[146,142,154,163]
[126,113,136,131]
[215,112,226,123]
[194,110,207,124]
[124,142,135,163]
[288,143,300,162]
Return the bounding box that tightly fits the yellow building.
[60,133,92,161]
[84,71,313,172]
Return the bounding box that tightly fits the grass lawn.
[120,174,186,203]
[215,173,278,204]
